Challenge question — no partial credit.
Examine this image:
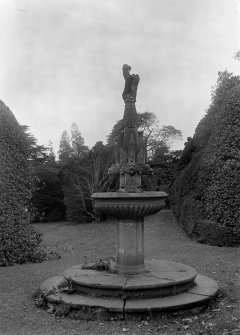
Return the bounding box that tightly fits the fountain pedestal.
[116,218,144,274]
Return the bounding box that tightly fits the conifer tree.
[71,122,88,159]
[58,130,72,163]
[47,140,56,165]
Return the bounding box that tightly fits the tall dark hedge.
[170,72,240,246]
[0,100,45,265]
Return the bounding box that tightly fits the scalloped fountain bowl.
[92,191,168,219]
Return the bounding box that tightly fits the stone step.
[44,274,218,314]
[125,274,218,313]
[63,260,197,299]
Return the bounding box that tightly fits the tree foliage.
[170,71,240,246]
[20,128,66,223]
[58,130,72,164]
[58,123,89,164]
[149,148,182,193]
[84,141,115,195]
[58,142,115,222]
[71,122,88,159]
[234,50,240,62]
[57,115,182,222]
[20,126,57,167]
[58,158,89,222]
[147,125,182,160]
[32,164,66,222]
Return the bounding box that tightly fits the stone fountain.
[39,65,218,317]
[92,64,167,275]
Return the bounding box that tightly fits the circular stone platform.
[63,260,197,298]
[39,260,218,316]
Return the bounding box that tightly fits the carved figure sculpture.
[109,64,150,192]
[122,64,140,103]
[121,64,140,165]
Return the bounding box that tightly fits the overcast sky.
[0,0,240,154]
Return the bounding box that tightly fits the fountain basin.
[92,191,167,219]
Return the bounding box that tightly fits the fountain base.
[39,260,218,316]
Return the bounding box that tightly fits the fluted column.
[116,218,145,274]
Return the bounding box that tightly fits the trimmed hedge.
[170,72,240,246]
[0,100,46,266]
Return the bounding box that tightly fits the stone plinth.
[116,219,144,274]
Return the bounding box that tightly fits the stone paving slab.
[47,292,124,312]
[145,260,197,284]
[124,274,174,290]
[188,274,219,296]
[64,266,127,289]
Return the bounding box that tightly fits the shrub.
[193,220,240,247]
[0,219,46,266]
[0,100,45,265]
[179,196,204,235]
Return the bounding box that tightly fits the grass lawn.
[0,210,239,335]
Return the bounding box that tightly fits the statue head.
[122,64,131,75]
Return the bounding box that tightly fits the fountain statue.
[38,65,218,317]
[109,64,150,192]
[92,64,167,274]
